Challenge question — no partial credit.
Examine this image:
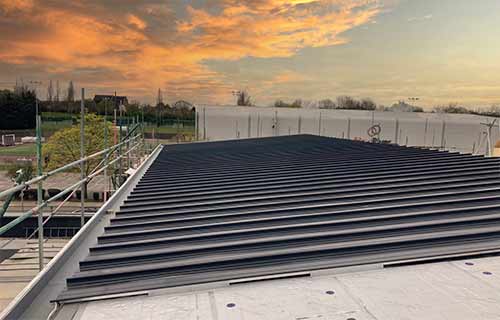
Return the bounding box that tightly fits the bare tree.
[55,80,60,102]
[360,98,377,110]
[13,78,28,95]
[47,80,54,102]
[336,96,357,109]
[273,99,302,108]
[66,81,75,102]
[157,88,163,106]
[236,90,252,106]
[318,99,336,109]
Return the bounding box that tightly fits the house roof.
[93,95,128,102]
[53,135,500,303]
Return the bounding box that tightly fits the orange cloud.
[127,14,147,30]
[0,0,34,14]
[0,0,382,103]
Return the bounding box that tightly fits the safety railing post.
[103,105,108,202]
[118,108,123,185]
[36,113,44,271]
[80,88,85,227]
[141,109,146,156]
[127,117,131,169]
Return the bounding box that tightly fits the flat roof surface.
[55,135,500,302]
[0,238,68,313]
[60,255,500,320]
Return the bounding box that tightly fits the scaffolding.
[0,88,149,271]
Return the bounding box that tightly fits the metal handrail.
[0,139,143,236]
[0,134,141,201]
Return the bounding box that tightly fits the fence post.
[80,88,85,228]
[424,118,429,147]
[195,109,199,141]
[36,113,44,271]
[274,111,278,136]
[257,113,260,137]
[347,118,351,139]
[203,108,207,140]
[247,114,251,138]
[298,115,302,134]
[318,111,322,136]
[394,119,399,144]
[440,120,446,149]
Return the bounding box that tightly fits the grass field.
[0,143,37,156]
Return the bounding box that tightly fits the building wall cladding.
[56,135,500,301]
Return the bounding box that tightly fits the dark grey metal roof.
[55,135,500,302]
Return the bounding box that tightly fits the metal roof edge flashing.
[0,144,163,320]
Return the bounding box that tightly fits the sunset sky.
[0,0,499,108]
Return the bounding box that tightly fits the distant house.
[93,95,128,107]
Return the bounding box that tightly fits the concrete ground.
[0,238,69,313]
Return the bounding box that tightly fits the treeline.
[274,96,378,110]
[432,103,500,117]
[272,96,500,117]
[40,101,195,122]
[0,89,36,129]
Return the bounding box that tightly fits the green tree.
[0,163,34,226]
[0,89,36,129]
[44,114,113,197]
